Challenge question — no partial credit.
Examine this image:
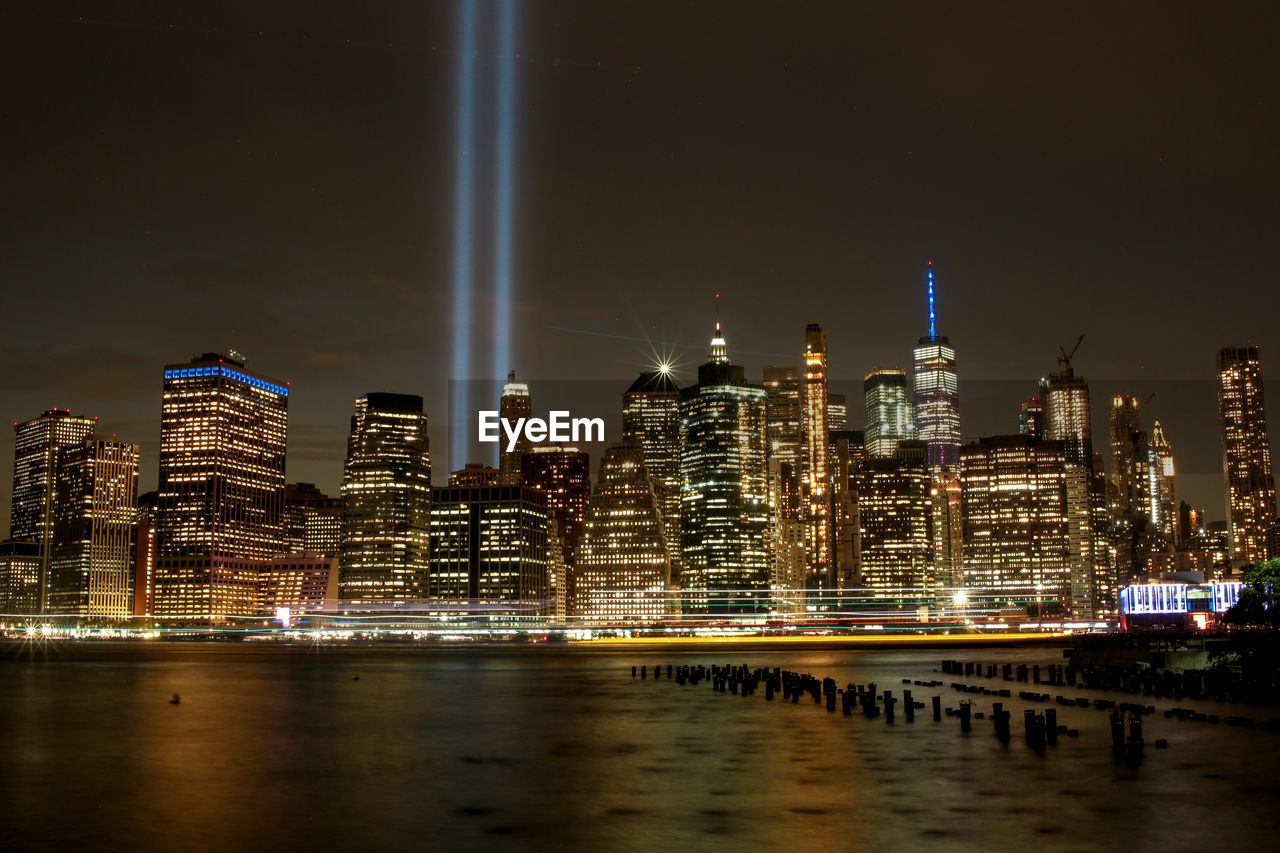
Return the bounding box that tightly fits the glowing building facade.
[0,540,41,615]
[427,485,549,610]
[864,368,914,458]
[576,441,671,621]
[154,353,288,618]
[1218,346,1276,565]
[852,449,934,593]
[1148,421,1177,543]
[498,372,532,485]
[762,365,803,468]
[10,408,96,610]
[679,322,770,612]
[283,483,342,558]
[802,324,833,586]
[1041,368,1092,469]
[959,435,1071,615]
[338,393,432,603]
[913,264,961,467]
[622,369,682,584]
[49,437,139,617]
[522,445,590,612]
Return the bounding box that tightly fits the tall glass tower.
[679,320,770,612]
[338,392,432,603]
[912,263,960,467]
[1218,346,1276,565]
[864,368,914,458]
[622,369,682,583]
[802,323,832,585]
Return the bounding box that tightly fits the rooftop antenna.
[927,261,936,339]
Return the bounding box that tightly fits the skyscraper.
[1148,421,1178,543]
[622,368,682,584]
[0,540,41,615]
[154,352,289,618]
[1218,346,1277,565]
[802,323,832,586]
[576,441,671,621]
[852,446,934,593]
[338,393,432,603]
[522,445,590,612]
[762,365,803,468]
[960,435,1072,616]
[428,484,549,609]
[498,371,532,485]
[10,408,96,610]
[49,437,139,617]
[913,263,961,467]
[1109,394,1149,520]
[679,320,770,612]
[282,483,342,557]
[1041,366,1092,469]
[931,468,964,590]
[827,393,848,432]
[864,368,914,458]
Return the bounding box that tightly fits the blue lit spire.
[927,261,936,339]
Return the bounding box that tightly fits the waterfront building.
[154,352,288,618]
[864,368,914,458]
[10,408,96,610]
[282,483,342,557]
[0,540,40,615]
[1218,346,1276,565]
[679,320,770,612]
[522,445,590,613]
[427,485,549,610]
[576,441,671,622]
[852,443,934,593]
[959,435,1072,615]
[931,468,964,590]
[498,372,532,485]
[767,459,806,605]
[621,369,682,583]
[802,323,833,586]
[48,437,139,617]
[913,263,961,467]
[830,430,866,590]
[338,393,432,603]
[133,492,157,618]
[263,554,338,613]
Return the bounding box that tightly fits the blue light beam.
[450,0,478,472]
[493,0,518,384]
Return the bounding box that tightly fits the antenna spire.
[927,261,936,339]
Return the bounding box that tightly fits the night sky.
[4,1,1279,523]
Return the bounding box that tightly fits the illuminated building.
[522,445,590,613]
[767,459,806,603]
[133,492,157,618]
[762,365,802,468]
[428,484,549,610]
[913,263,961,467]
[1040,366,1092,469]
[1218,346,1276,565]
[802,323,833,586]
[576,441,671,621]
[154,352,288,618]
[864,368,913,458]
[827,393,848,431]
[1147,421,1178,543]
[49,437,139,617]
[931,469,964,590]
[830,430,866,589]
[283,483,342,557]
[0,540,40,615]
[449,464,501,486]
[622,369,682,584]
[959,435,1072,615]
[1118,579,1242,631]
[498,371,532,485]
[1019,397,1044,438]
[263,554,338,612]
[1109,394,1149,520]
[10,408,96,610]
[338,393,432,603]
[679,320,770,612]
[852,444,934,593]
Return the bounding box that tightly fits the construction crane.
[1058,334,1085,370]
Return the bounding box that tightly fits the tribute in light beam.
[450,0,478,472]
[493,0,518,386]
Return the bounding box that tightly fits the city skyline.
[4,2,1278,528]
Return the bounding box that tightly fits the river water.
[1,641,1277,851]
